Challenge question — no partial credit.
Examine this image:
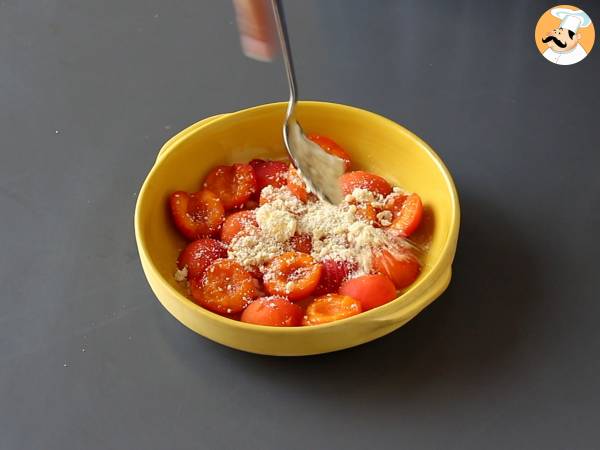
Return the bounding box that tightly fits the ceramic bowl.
[134,101,460,356]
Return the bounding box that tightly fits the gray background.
[1,0,599,449]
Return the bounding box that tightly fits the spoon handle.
[271,0,298,119]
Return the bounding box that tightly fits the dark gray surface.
[1,0,599,448]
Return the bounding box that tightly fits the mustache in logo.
[542,35,567,48]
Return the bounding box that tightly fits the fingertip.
[241,35,276,62]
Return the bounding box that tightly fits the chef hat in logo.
[551,7,592,33]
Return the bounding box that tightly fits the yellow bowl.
[134,101,460,356]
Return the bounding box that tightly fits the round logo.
[535,5,594,65]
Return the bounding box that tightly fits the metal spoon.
[270,0,345,204]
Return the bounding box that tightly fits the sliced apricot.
[220,210,257,244]
[169,190,224,240]
[308,134,352,171]
[340,171,392,197]
[302,294,362,325]
[202,164,257,210]
[263,251,322,301]
[190,259,258,314]
[287,165,309,202]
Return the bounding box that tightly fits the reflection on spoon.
[286,121,345,204]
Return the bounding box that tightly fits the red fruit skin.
[241,296,303,327]
[249,159,289,196]
[177,238,227,279]
[313,259,356,296]
[339,274,397,311]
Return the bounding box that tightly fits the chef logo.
[535,5,594,65]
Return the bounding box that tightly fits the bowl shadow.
[158,188,542,402]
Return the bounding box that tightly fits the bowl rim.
[134,101,460,333]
